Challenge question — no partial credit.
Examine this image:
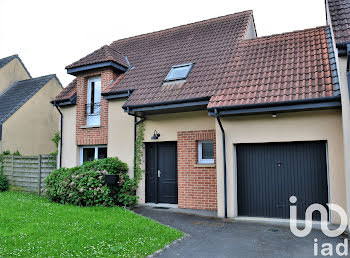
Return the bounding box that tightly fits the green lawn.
[0,192,183,257]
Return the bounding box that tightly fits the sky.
[0,0,326,86]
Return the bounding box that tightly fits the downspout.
[134,116,146,177]
[215,109,227,218]
[347,44,350,98]
[53,102,63,168]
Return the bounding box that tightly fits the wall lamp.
[151,130,160,140]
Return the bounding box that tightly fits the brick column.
[177,130,217,210]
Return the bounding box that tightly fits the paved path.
[133,206,348,257]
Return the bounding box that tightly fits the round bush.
[0,172,9,192]
[45,157,138,207]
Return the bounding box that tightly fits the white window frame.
[80,145,107,165]
[198,140,214,164]
[164,63,193,82]
[86,76,101,126]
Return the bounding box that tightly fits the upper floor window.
[164,63,193,82]
[86,76,101,126]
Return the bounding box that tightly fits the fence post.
[38,155,42,195]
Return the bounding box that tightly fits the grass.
[0,192,183,257]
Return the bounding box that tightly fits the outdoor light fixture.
[151,130,160,140]
[272,113,277,118]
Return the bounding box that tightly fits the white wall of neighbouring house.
[337,56,350,227]
[60,105,79,167]
[215,109,346,224]
[326,0,350,227]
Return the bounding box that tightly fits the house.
[325,0,350,225]
[53,5,349,223]
[0,55,62,155]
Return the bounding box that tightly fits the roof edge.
[208,96,341,112]
[208,100,341,117]
[123,96,211,110]
[51,93,77,106]
[67,61,128,75]
[110,10,253,46]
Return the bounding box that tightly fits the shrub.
[0,172,9,192]
[45,157,138,207]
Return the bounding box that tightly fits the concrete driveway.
[133,206,349,257]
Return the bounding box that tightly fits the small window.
[81,146,107,164]
[198,141,214,164]
[164,63,193,82]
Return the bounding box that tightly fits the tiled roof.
[208,26,339,109]
[106,11,253,107]
[0,75,55,124]
[56,11,253,105]
[66,45,128,69]
[327,0,350,45]
[52,78,77,102]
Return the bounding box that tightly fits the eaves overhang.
[208,96,342,117]
[51,93,77,107]
[67,61,128,76]
[123,96,210,116]
[102,89,134,100]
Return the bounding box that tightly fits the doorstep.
[137,203,217,218]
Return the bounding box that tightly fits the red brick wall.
[76,69,118,145]
[177,130,217,210]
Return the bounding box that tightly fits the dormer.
[66,45,128,76]
[65,45,129,146]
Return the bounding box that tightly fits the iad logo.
[289,196,349,256]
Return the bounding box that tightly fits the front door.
[146,142,178,204]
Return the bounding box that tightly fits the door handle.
[158,170,161,178]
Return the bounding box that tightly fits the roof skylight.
[164,63,193,82]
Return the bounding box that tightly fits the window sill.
[194,164,216,168]
[81,125,100,129]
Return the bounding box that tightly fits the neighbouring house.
[0,55,62,155]
[325,0,350,226]
[53,3,350,224]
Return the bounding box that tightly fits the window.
[86,76,101,126]
[80,146,107,164]
[164,63,193,82]
[198,141,214,164]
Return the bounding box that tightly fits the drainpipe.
[53,102,63,168]
[215,109,227,218]
[347,44,350,98]
[134,116,146,177]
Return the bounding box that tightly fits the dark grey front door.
[236,141,328,220]
[146,142,178,204]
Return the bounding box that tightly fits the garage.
[236,141,328,220]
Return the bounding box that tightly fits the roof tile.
[66,45,128,69]
[208,26,339,108]
[52,78,77,102]
[327,0,350,45]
